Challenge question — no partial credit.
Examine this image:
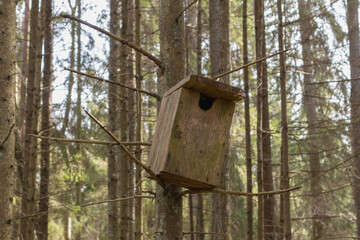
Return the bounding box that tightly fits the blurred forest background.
[1,0,360,239]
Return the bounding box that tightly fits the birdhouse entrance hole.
[199,93,215,111]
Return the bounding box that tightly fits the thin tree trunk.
[297,0,324,239]
[74,1,82,239]
[196,2,205,239]
[347,0,360,237]
[20,0,40,237]
[155,0,185,239]
[38,0,53,238]
[185,2,196,239]
[254,0,264,237]
[260,2,276,239]
[189,195,195,240]
[0,1,16,239]
[134,0,143,238]
[209,1,230,239]
[61,3,76,136]
[119,0,130,238]
[127,0,136,238]
[277,0,291,238]
[19,0,29,138]
[243,0,253,239]
[108,0,121,239]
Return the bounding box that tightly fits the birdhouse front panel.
[147,75,245,189]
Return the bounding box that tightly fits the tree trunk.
[254,0,263,238]
[74,1,82,239]
[127,0,136,238]
[38,0,53,238]
[134,0,143,238]
[260,5,276,240]
[277,0,291,239]
[297,0,324,239]
[347,0,360,237]
[119,0,130,238]
[155,0,185,239]
[196,2,205,239]
[20,0,40,237]
[243,0,253,239]
[209,1,230,239]
[0,1,16,239]
[108,0,120,239]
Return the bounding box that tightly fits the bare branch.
[183,231,227,237]
[82,195,154,208]
[0,124,14,149]
[212,49,290,80]
[308,77,360,85]
[179,185,301,197]
[60,13,163,69]
[31,135,151,146]
[84,110,166,189]
[176,0,198,21]
[64,67,161,100]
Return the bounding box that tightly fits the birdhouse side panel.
[163,87,235,187]
[147,89,182,175]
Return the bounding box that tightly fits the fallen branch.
[31,135,151,146]
[212,49,290,80]
[60,14,163,70]
[64,67,161,100]
[81,195,154,208]
[179,185,301,197]
[84,110,166,189]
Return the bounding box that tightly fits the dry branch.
[179,185,301,197]
[183,231,227,237]
[81,195,154,207]
[0,124,14,149]
[212,49,289,80]
[31,135,151,146]
[60,13,163,69]
[176,0,198,21]
[84,110,166,188]
[64,67,161,100]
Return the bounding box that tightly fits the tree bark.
[127,0,136,238]
[119,0,130,238]
[108,0,120,239]
[38,0,53,238]
[155,0,185,239]
[134,0,143,238]
[74,1,82,239]
[277,0,291,239]
[196,2,205,239]
[209,1,230,239]
[243,0,253,239]
[297,0,324,239]
[20,0,41,237]
[347,0,360,237]
[0,0,16,239]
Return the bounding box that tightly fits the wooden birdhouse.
[147,75,245,189]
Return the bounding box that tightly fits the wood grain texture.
[148,78,239,189]
[164,75,245,103]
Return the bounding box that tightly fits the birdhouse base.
[148,171,216,189]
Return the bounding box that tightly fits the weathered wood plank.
[163,75,245,102]
[165,88,234,187]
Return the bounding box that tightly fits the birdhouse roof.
[163,75,246,102]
